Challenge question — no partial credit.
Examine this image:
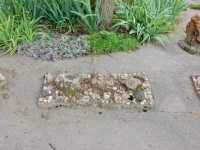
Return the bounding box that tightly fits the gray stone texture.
[38,73,154,109]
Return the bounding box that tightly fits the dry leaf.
[161,110,168,113]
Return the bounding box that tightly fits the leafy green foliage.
[0,11,22,56]
[0,0,44,20]
[189,4,200,9]
[18,33,90,61]
[71,0,104,34]
[41,0,77,31]
[0,0,188,57]
[113,0,187,47]
[88,31,139,54]
[0,9,48,56]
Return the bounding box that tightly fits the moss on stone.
[66,89,77,97]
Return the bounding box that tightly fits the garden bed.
[0,0,187,57]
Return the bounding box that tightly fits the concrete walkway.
[0,2,200,150]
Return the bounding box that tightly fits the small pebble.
[42,112,50,120]
[2,94,10,99]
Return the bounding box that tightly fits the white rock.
[43,86,49,90]
[105,100,109,104]
[103,94,110,100]
[64,97,68,102]
[124,74,128,77]
[142,83,148,88]
[44,73,54,84]
[147,91,151,95]
[0,73,8,88]
[38,98,43,102]
[48,96,53,103]
[113,74,117,77]
[197,77,200,86]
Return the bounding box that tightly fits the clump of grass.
[113,0,187,47]
[88,31,139,54]
[0,9,47,56]
[188,4,200,9]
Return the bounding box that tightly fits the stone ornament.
[38,72,154,111]
[186,14,200,45]
[179,14,200,55]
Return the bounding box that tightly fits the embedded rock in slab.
[0,73,8,89]
[55,74,80,93]
[44,73,54,84]
[134,90,145,102]
[197,77,200,86]
[191,75,200,98]
[119,77,142,91]
[186,14,200,45]
[114,93,122,104]
[90,73,115,92]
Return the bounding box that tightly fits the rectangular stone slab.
[38,72,154,110]
[191,75,200,98]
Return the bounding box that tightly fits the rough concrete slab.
[38,72,154,110]
[191,74,200,98]
[0,2,200,150]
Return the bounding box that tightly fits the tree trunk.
[100,0,115,27]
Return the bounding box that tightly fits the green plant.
[88,31,139,54]
[0,11,22,56]
[0,9,49,56]
[0,0,44,20]
[20,10,49,42]
[66,90,77,96]
[113,0,186,47]
[18,33,90,61]
[41,0,77,31]
[189,4,200,9]
[71,0,104,34]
